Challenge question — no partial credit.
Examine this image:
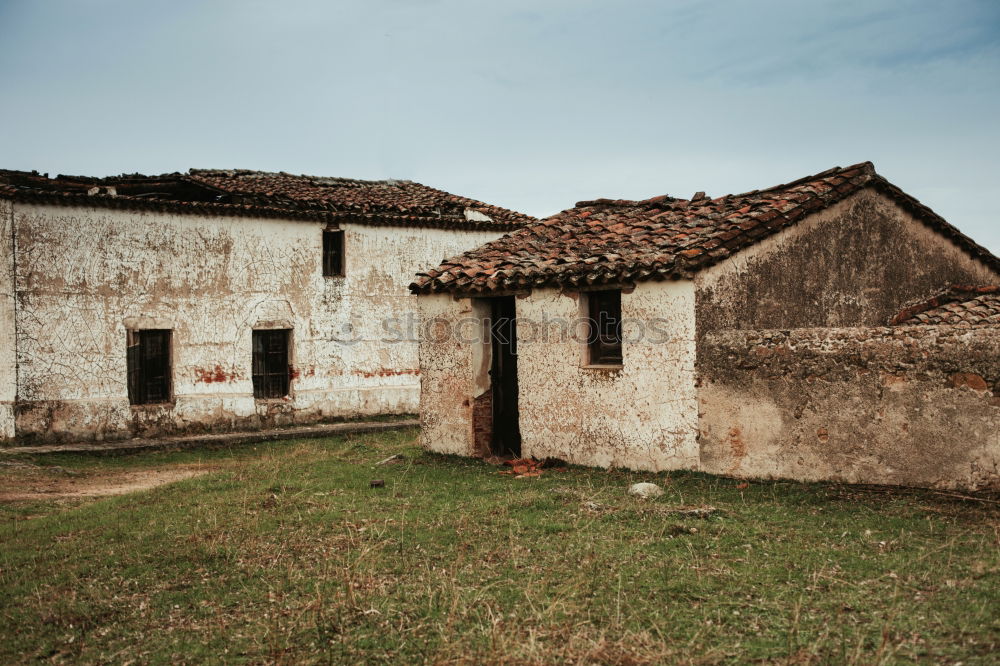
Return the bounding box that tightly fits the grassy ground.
[0,428,997,664]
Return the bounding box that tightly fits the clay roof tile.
[411,161,1000,295]
[891,285,1000,326]
[0,168,532,231]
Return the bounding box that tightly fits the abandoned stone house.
[0,168,530,443]
[412,162,1000,490]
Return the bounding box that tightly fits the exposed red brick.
[948,373,989,391]
[472,390,493,457]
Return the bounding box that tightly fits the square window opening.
[127,329,172,405]
[252,329,291,399]
[587,289,623,366]
[323,229,344,277]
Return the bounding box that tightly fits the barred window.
[252,329,291,399]
[127,330,172,405]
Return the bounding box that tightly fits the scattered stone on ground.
[669,506,723,519]
[627,482,664,499]
[667,524,700,536]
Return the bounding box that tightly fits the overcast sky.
[1,0,998,252]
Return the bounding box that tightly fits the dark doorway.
[489,296,521,457]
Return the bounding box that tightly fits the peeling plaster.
[415,187,1000,489]
[418,281,699,471]
[0,200,16,438]
[8,203,500,442]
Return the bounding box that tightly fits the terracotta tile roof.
[411,162,1000,295]
[185,169,530,228]
[891,285,1000,326]
[0,169,530,231]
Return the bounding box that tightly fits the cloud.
[0,0,997,252]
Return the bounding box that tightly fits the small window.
[127,330,172,405]
[588,290,623,366]
[323,229,344,277]
[252,329,291,399]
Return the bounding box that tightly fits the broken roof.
[410,162,1000,295]
[891,285,1000,326]
[0,169,530,231]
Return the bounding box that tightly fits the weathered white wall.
[417,281,700,471]
[11,202,500,442]
[0,200,15,439]
[416,294,483,456]
[517,281,698,471]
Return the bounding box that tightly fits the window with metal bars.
[587,290,623,366]
[323,229,344,277]
[127,330,172,405]
[252,329,291,399]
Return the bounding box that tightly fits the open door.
[489,296,521,457]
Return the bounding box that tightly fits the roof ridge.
[567,162,876,211]
[411,161,1000,296]
[731,161,875,198]
[187,168,410,187]
[1,167,531,230]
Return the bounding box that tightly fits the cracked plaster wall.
[0,200,15,438]
[417,281,699,471]
[9,202,500,442]
[415,294,486,456]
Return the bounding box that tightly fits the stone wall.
[698,326,1000,490]
[9,202,500,443]
[695,190,1000,333]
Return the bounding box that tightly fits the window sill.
[254,397,293,404]
[581,364,623,372]
[130,401,175,410]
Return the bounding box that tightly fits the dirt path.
[0,462,215,502]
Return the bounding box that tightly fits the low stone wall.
[697,326,1000,490]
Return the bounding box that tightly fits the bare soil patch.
[0,462,213,502]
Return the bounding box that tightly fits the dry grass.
[1,428,997,664]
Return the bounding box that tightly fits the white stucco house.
[0,168,530,443]
[411,162,1000,490]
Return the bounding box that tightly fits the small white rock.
[627,482,663,499]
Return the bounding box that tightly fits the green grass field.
[1,427,997,664]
